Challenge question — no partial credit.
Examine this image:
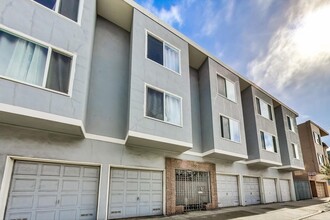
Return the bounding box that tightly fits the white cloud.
[247,1,330,95]
[140,0,183,26]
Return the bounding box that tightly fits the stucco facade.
[0,0,309,219]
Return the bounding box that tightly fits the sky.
[135,0,330,144]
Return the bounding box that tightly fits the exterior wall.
[165,158,217,215]
[208,59,247,156]
[190,67,202,153]
[275,106,304,168]
[85,16,130,139]
[128,9,192,144]
[0,0,96,121]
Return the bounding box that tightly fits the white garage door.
[263,178,277,203]
[243,177,260,205]
[5,161,99,220]
[280,180,291,202]
[109,168,163,219]
[217,174,239,207]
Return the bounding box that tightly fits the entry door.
[217,175,239,207]
[316,182,326,197]
[109,168,163,219]
[280,180,291,202]
[5,161,100,220]
[263,178,277,203]
[243,177,260,205]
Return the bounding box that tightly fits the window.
[318,154,324,166]
[313,132,321,145]
[220,115,241,142]
[260,131,277,152]
[0,29,73,94]
[292,143,299,159]
[287,116,295,132]
[217,75,236,102]
[147,34,180,74]
[256,97,273,120]
[34,0,80,22]
[146,86,182,126]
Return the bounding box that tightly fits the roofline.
[302,120,329,136]
[98,0,299,116]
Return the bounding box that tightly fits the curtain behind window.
[146,88,164,120]
[46,51,71,93]
[165,94,181,125]
[0,31,47,86]
[164,44,179,73]
[59,0,80,21]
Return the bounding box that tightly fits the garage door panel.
[243,177,261,205]
[5,161,99,220]
[12,179,36,192]
[316,182,326,197]
[280,180,291,202]
[35,211,56,220]
[109,168,163,219]
[60,194,78,206]
[14,162,38,175]
[263,179,277,203]
[83,167,99,178]
[217,175,239,208]
[63,166,81,177]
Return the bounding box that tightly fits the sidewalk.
[132,198,330,220]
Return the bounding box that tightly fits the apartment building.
[293,121,329,199]
[0,0,305,219]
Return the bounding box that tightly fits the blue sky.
[136,0,330,144]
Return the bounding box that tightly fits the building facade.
[293,121,329,199]
[0,0,306,219]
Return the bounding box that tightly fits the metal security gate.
[175,170,210,211]
[294,181,312,200]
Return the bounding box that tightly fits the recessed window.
[313,132,321,145]
[292,143,299,159]
[0,30,72,94]
[256,98,273,120]
[317,154,324,166]
[34,0,80,22]
[220,115,241,142]
[260,131,277,152]
[217,75,236,102]
[287,116,295,132]
[147,34,180,74]
[146,86,182,126]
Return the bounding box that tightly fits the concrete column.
[238,175,245,206]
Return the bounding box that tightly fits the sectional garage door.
[316,182,326,197]
[5,161,100,220]
[243,177,260,205]
[280,180,291,202]
[109,168,163,219]
[263,178,277,203]
[217,174,239,207]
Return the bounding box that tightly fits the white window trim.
[216,73,237,103]
[255,96,273,121]
[145,30,182,75]
[313,131,321,145]
[144,83,183,127]
[286,115,296,133]
[0,25,76,97]
[260,129,277,153]
[29,0,84,25]
[291,143,299,159]
[219,113,241,143]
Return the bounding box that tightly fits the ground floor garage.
[0,125,298,219]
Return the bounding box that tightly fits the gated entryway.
[175,170,210,211]
[294,180,312,200]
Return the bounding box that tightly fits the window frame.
[256,96,273,120]
[287,115,295,132]
[216,73,237,103]
[30,0,84,25]
[260,130,277,153]
[0,25,76,97]
[219,114,241,143]
[145,30,182,75]
[313,131,321,145]
[291,143,299,159]
[144,84,183,127]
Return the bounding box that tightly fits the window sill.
[144,115,183,128]
[0,76,71,97]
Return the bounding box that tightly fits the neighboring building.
[0,0,306,219]
[293,121,330,199]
